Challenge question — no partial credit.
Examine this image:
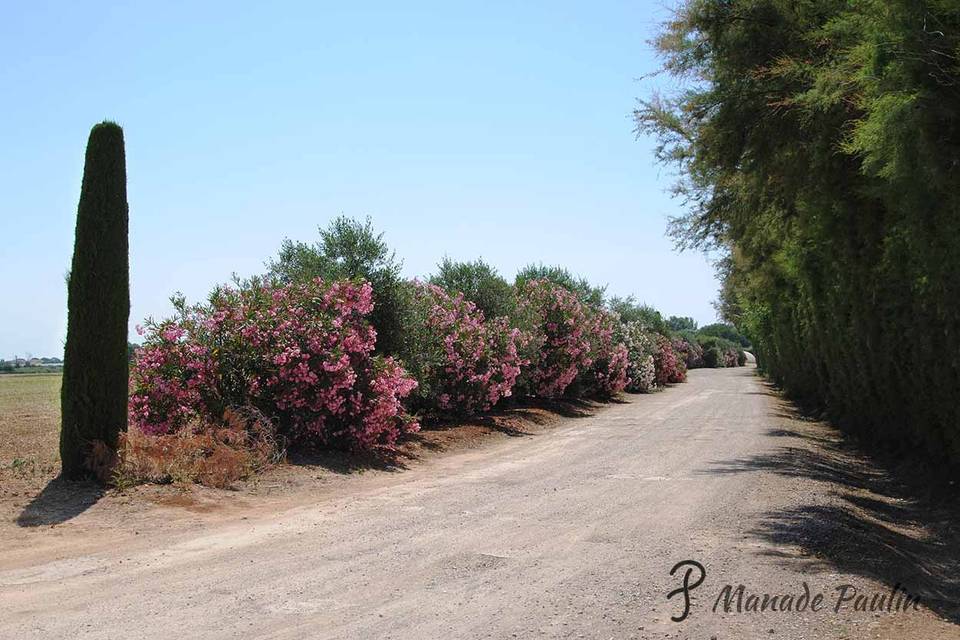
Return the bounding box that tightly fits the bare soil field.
[0,374,62,498]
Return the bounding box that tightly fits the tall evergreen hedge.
[60,122,130,480]
[639,0,960,468]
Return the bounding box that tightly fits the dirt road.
[1,367,957,639]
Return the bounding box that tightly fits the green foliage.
[698,323,750,348]
[515,263,606,308]
[430,257,515,319]
[696,335,740,367]
[702,346,723,369]
[267,216,411,356]
[60,122,130,480]
[607,296,668,334]
[641,0,960,464]
[666,316,697,332]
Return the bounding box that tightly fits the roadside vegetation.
[119,216,747,487]
[640,0,960,468]
[36,123,746,490]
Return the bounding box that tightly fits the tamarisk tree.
[638,0,960,464]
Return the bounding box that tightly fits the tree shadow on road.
[701,398,960,624]
[16,477,104,527]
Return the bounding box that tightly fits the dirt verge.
[1,396,605,568]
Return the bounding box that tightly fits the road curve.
[1,367,956,639]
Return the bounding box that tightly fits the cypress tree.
[60,122,130,480]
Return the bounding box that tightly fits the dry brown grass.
[0,374,61,494]
[0,374,282,496]
[115,407,283,489]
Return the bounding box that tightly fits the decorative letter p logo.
[667,559,706,622]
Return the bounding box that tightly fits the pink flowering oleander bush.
[668,338,690,383]
[579,310,630,398]
[618,321,658,392]
[724,348,739,368]
[654,334,686,385]
[515,279,593,398]
[128,320,215,436]
[670,337,701,372]
[130,278,419,451]
[676,337,704,369]
[401,282,523,415]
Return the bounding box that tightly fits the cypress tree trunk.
[60,122,130,480]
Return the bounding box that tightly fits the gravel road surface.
[2,367,957,639]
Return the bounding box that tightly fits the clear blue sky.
[0,0,718,358]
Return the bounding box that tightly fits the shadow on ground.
[422,397,597,437]
[512,397,599,419]
[285,446,419,474]
[17,478,104,527]
[702,398,960,624]
[286,396,602,475]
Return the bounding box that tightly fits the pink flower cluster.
[674,337,704,369]
[617,321,658,392]
[409,283,523,414]
[516,280,595,398]
[582,310,631,397]
[128,326,214,435]
[130,279,419,451]
[654,334,687,385]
